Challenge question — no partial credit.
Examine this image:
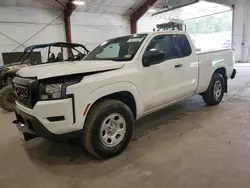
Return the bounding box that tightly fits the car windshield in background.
[84,34,148,61]
[15,43,89,65]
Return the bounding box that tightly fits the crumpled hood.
[17,60,124,79]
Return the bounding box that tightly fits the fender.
[196,59,228,94]
[84,82,144,120]
[212,60,228,74]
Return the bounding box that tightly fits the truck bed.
[197,49,232,55]
[197,49,234,77]
[196,48,234,94]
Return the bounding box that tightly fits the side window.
[173,34,192,58]
[144,35,177,61]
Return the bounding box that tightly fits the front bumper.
[14,96,82,141]
[15,97,79,134]
[15,107,81,142]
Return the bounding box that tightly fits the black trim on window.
[172,34,192,58]
[142,34,178,66]
[142,34,193,67]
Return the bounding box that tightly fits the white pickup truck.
[13,31,236,159]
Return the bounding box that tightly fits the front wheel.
[82,100,134,159]
[202,73,225,106]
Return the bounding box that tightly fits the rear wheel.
[0,85,15,112]
[202,73,225,106]
[82,100,134,159]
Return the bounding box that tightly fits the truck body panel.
[14,31,236,137]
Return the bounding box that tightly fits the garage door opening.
[138,0,233,52]
[185,10,233,52]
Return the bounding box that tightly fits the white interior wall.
[71,12,130,51]
[0,6,66,65]
[0,6,131,65]
[0,1,249,63]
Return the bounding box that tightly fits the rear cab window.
[173,34,192,58]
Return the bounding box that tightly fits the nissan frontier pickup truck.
[13,31,236,159]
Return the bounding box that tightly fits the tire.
[0,85,15,112]
[202,73,225,106]
[82,100,134,159]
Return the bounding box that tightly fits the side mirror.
[143,49,165,67]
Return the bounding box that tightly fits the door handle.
[175,64,183,68]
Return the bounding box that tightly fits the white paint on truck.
[14,31,236,158]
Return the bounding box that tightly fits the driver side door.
[141,34,186,112]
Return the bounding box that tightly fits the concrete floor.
[1,65,250,188]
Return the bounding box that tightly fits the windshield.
[84,34,148,61]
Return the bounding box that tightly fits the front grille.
[13,76,39,109]
[13,84,29,107]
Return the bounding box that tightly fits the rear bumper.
[15,107,81,142]
[231,69,236,79]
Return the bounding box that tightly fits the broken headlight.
[38,75,83,101]
[39,83,63,100]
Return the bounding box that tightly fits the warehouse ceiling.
[151,1,232,20]
[0,0,146,15]
[0,0,230,16]
[0,0,211,16]
[153,0,198,9]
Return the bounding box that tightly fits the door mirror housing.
[143,49,165,67]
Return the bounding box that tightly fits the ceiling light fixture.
[72,0,86,5]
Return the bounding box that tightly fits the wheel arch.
[214,67,227,77]
[213,67,228,92]
[84,82,144,121]
[198,65,228,94]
